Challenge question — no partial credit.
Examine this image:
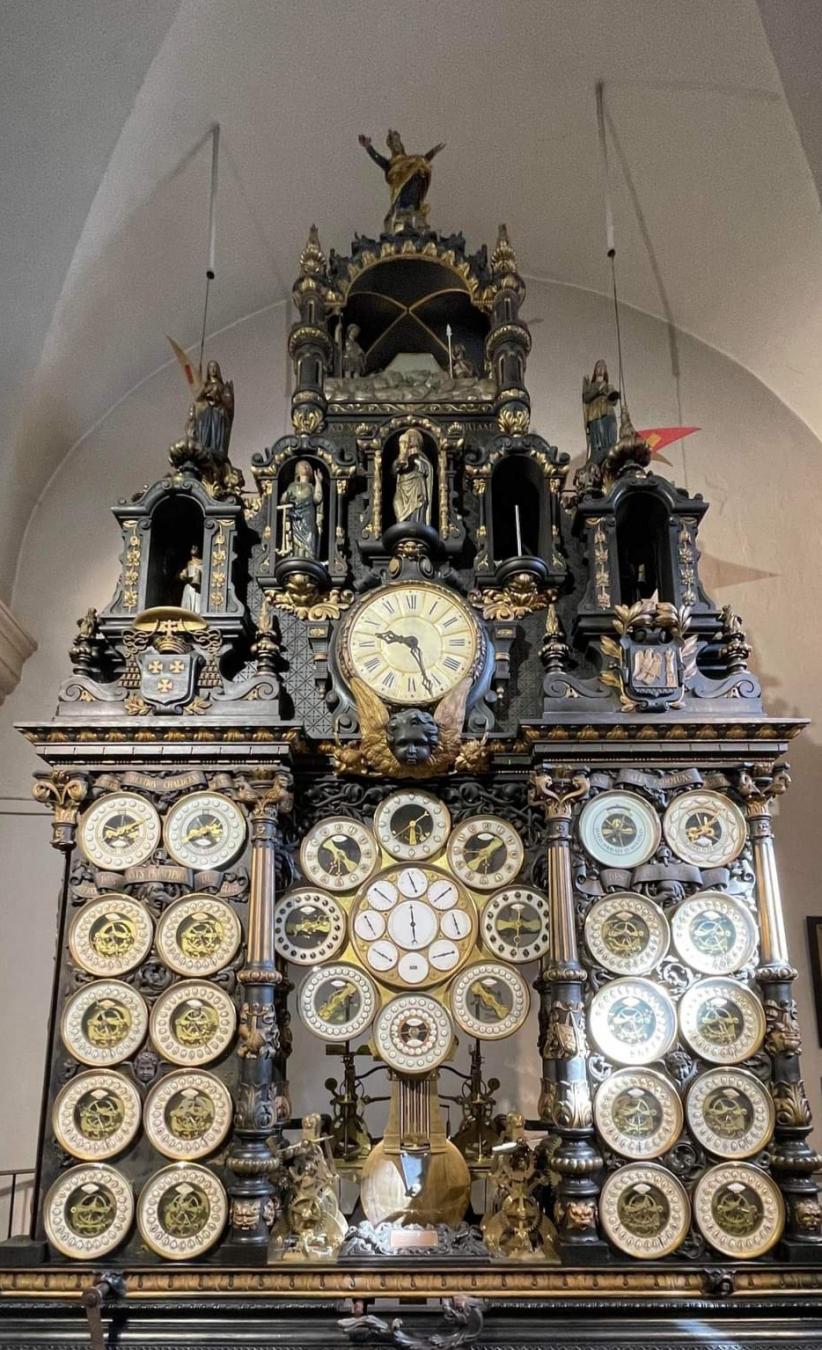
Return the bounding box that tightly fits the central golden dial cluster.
[276,789,550,1073]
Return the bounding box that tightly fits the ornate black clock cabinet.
[3,137,822,1350]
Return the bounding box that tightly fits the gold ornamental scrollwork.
[32,771,89,851]
[736,761,791,809]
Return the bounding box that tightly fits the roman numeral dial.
[342,582,482,705]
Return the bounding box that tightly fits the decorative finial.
[490,223,518,277]
[540,600,569,674]
[358,129,445,232]
[299,224,327,278]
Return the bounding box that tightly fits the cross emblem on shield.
[138,651,196,708]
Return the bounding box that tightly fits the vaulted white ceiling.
[2,0,821,605]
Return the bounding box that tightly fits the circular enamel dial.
[155,894,242,977]
[678,977,765,1065]
[136,1162,227,1260]
[273,888,347,965]
[446,816,525,891]
[149,980,236,1067]
[449,962,530,1040]
[686,1067,775,1159]
[144,1070,233,1160]
[578,792,661,869]
[61,980,148,1067]
[373,994,455,1074]
[481,886,551,964]
[350,864,477,989]
[299,964,378,1042]
[671,892,757,975]
[68,895,153,977]
[663,790,747,868]
[589,977,677,1066]
[584,893,670,977]
[374,790,452,862]
[341,581,482,705]
[693,1162,784,1258]
[44,1163,133,1259]
[163,792,247,870]
[52,1071,141,1161]
[600,1163,690,1260]
[299,817,379,892]
[79,793,161,871]
[594,1068,683,1161]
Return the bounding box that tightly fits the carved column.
[224,772,293,1261]
[32,770,89,853]
[737,762,822,1257]
[529,766,608,1262]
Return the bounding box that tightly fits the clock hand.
[182,820,222,844]
[103,819,140,842]
[322,838,357,873]
[375,630,435,696]
[465,839,501,872]
[409,904,418,944]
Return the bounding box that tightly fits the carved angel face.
[386,708,440,766]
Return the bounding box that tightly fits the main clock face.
[351,864,477,989]
[342,582,480,704]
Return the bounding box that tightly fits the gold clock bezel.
[480,885,551,964]
[78,793,161,872]
[600,1162,690,1259]
[44,1163,134,1260]
[149,980,237,1067]
[693,1162,784,1258]
[446,816,525,891]
[273,888,348,966]
[298,963,379,1042]
[662,790,747,869]
[338,581,484,706]
[155,894,242,978]
[61,979,149,1068]
[299,817,380,892]
[52,1070,142,1162]
[373,790,452,863]
[163,791,248,871]
[685,1066,775,1160]
[593,1066,684,1161]
[449,961,531,1040]
[373,993,455,1074]
[350,863,477,990]
[143,1069,233,1161]
[677,977,765,1065]
[136,1162,227,1260]
[68,894,154,977]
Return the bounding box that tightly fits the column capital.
[32,770,89,851]
[529,765,590,819]
[735,761,791,813]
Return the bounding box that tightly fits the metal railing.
[1,1167,35,1240]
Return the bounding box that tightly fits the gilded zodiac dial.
[693,1162,784,1258]
[594,1067,683,1160]
[686,1067,774,1159]
[53,1071,142,1161]
[351,864,477,989]
[340,581,482,704]
[579,792,661,868]
[663,790,747,868]
[588,977,678,1066]
[600,1163,690,1260]
[373,790,452,862]
[298,963,378,1042]
[671,892,757,975]
[584,893,670,977]
[163,792,247,870]
[137,1163,228,1260]
[149,981,236,1067]
[446,816,525,891]
[273,888,347,965]
[155,894,242,977]
[449,962,530,1040]
[481,886,551,964]
[61,980,148,1067]
[144,1070,233,1161]
[44,1163,134,1260]
[299,817,379,892]
[678,977,765,1064]
[79,793,161,871]
[68,895,154,977]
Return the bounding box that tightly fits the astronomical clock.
[4,130,822,1339]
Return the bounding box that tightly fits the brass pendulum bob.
[360,1072,471,1228]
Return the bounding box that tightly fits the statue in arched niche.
[342,325,365,378]
[392,428,433,527]
[278,460,325,560]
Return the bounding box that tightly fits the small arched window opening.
[492,455,543,561]
[615,492,674,605]
[145,496,205,609]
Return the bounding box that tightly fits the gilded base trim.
[4,1265,822,1300]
